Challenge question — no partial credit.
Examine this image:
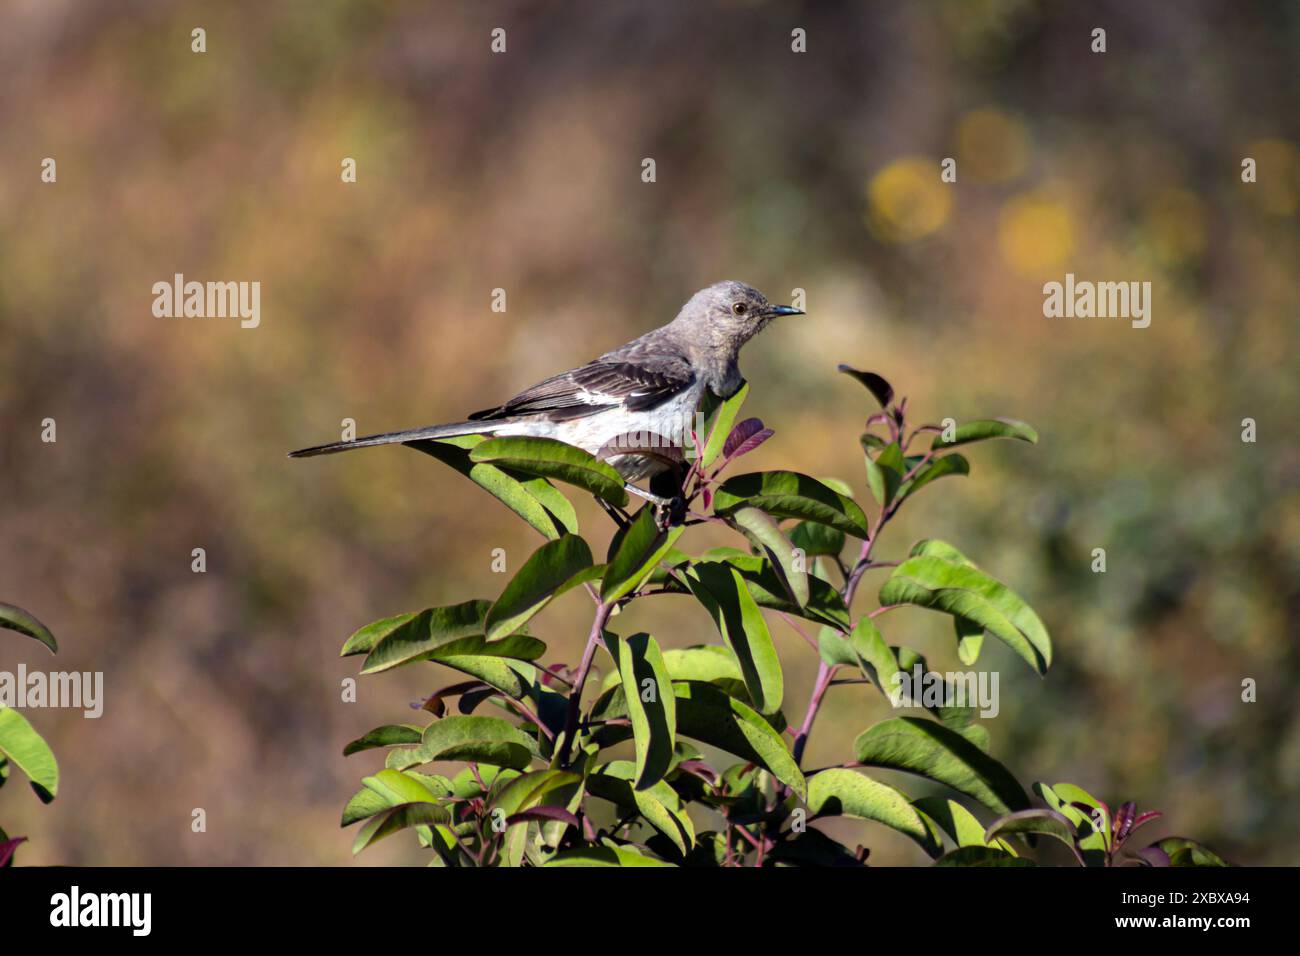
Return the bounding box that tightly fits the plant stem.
[791,405,911,771]
[791,661,836,767]
[777,611,819,651]
[503,697,554,742]
[559,601,612,766]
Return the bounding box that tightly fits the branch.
[559,601,613,766]
[791,661,837,767]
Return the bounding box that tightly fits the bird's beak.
[765,304,804,318]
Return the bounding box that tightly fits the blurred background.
[1,0,1297,865]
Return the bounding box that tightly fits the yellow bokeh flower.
[865,156,952,243]
[998,192,1075,274]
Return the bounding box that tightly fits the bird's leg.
[622,482,670,506]
[597,496,631,530]
[623,482,686,531]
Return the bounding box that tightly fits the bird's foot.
[623,482,685,530]
[654,495,687,531]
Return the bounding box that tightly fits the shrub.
[0,603,60,866]
[337,368,1224,867]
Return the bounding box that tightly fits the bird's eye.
[732,302,747,315]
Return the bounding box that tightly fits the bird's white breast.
[491,381,707,480]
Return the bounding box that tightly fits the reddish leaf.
[1114,801,1137,842]
[838,365,894,408]
[722,418,773,462]
[0,836,27,867]
[1134,846,1171,867]
[505,806,580,829]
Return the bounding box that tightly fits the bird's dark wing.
[468,357,695,422]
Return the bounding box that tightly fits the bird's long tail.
[288,420,492,458]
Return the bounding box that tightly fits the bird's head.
[676,280,803,348]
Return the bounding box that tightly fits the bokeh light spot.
[998,192,1075,274]
[865,156,953,243]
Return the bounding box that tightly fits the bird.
[289,280,802,515]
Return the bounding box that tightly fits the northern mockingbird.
[289,280,801,516]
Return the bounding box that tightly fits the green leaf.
[358,600,493,673]
[897,454,969,500]
[932,418,1038,449]
[606,632,676,789]
[485,535,598,641]
[587,680,798,794]
[954,616,984,666]
[341,611,420,657]
[602,507,684,602]
[807,768,943,857]
[882,643,978,729]
[767,826,865,866]
[714,471,870,538]
[817,626,856,668]
[728,507,809,607]
[846,616,904,704]
[836,365,894,408]
[818,475,856,498]
[343,724,423,756]
[699,551,850,631]
[1037,781,1110,860]
[879,553,1051,675]
[449,764,519,799]
[545,846,675,867]
[683,562,783,714]
[587,761,694,855]
[674,681,804,800]
[789,521,845,558]
[408,434,573,539]
[342,769,452,827]
[430,633,546,663]
[697,381,749,468]
[907,541,986,666]
[516,476,579,534]
[422,633,547,699]
[935,846,1035,867]
[470,436,629,506]
[909,538,975,564]
[854,717,1029,815]
[428,659,530,701]
[985,809,1081,855]
[0,603,57,654]
[662,646,744,685]
[424,825,470,867]
[489,769,582,867]
[399,715,537,771]
[1152,837,1228,867]
[863,453,888,507]
[0,707,58,800]
[914,796,1016,854]
[341,786,392,827]
[352,799,451,854]
[869,443,906,507]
